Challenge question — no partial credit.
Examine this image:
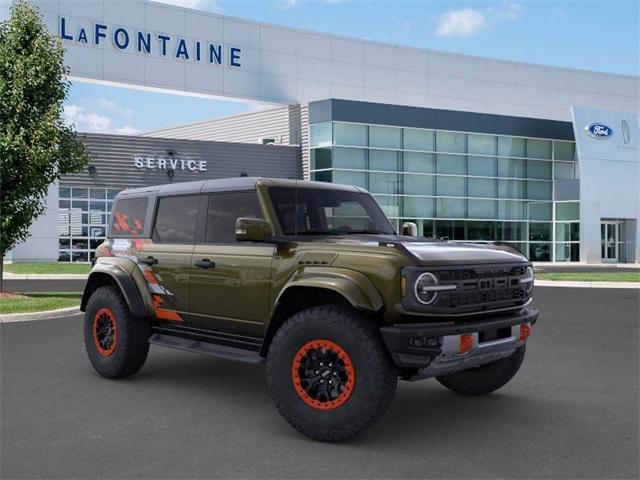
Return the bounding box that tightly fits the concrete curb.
[1,306,82,324]
[535,280,640,289]
[2,273,88,280]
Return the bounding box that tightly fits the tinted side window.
[152,195,200,244]
[206,192,262,243]
[111,197,148,236]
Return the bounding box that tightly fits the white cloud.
[153,0,221,13]
[276,0,298,10]
[64,103,139,135]
[435,2,522,38]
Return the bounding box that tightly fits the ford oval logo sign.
[585,123,613,139]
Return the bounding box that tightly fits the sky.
[64,0,639,135]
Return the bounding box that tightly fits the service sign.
[134,157,207,172]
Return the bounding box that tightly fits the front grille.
[435,265,530,312]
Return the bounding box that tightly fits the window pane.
[498,179,526,199]
[374,195,401,218]
[468,156,497,176]
[111,197,148,236]
[527,139,552,159]
[527,181,552,200]
[554,141,575,161]
[437,198,466,218]
[334,170,367,189]
[369,150,398,171]
[369,125,402,149]
[404,152,435,173]
[311,148,332,170]
[436,131,466,153]
[529,243,551,261]
[555,222,580,241]
[436,154,466,175]
[107,189,120,200]
[404,129,434,151]
[206,192,262,243]
[554,162,578,180]
[369,173,399,194]
[468,134,497,156]
[468,200,497,219]
[404,197,434,218]
[72,200,87,210]
[310,122,332,147]
[90,189,106,199]
[556,202,579,221]
[467,221,496,240]
[528,202,552,221]
[527,160,552,180]
[404,174,434,195]
[555,242,579,262]
[436,176,466,196]
[334,123,367,146]
[59,200,70,209]
[312,171,332,183]
[498,137,525,157]
[152,195,199,243]
[334,148,366,169]
[435,220,465,240]
[468,178,497,198]
[59,187,70,198]
[498,201,525,220]
[529,222,551,241]
[498,158,525,178]
[498,222,526,241]
[72,188,88,198]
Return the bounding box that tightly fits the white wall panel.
[104,0,145,27]
[223,19,258,48]
[186,12,223,41]
[297,56,331,83]
[331,38,363,64]
[395,47,427,73]
[295,32,331,59]
[260,25,295,54]
[364,65,395,90]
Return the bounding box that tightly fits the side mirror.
[401,221,418,237]
[235,217,273,242]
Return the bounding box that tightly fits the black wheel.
[266,305,397,442]
[84,285,151,379]
[436,345,526,396]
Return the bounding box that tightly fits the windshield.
[269,187,395,236]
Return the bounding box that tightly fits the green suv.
[82,177,538,441]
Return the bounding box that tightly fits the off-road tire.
[84,285,151,379]
[267,305,397,442]
[436,345,526,396]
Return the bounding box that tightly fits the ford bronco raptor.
[82,177,538,441]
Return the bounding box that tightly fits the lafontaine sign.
[59,18,242,68]
[134,157,207,172]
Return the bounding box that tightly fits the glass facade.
[310,122,580,261]
[58,186,121,262]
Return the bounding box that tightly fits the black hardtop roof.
[115,177,365,199]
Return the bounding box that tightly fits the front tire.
[267,305,397,442]
[436,345,526,396]
[84,285,151,379]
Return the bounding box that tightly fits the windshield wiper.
[338,229,385,235]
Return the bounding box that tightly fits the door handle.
[194,259,216,269]
[139,256,158,266]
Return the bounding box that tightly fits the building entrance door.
[601,221,619,262]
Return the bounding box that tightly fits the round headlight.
[522,266,534,294]
[414,272,440,305]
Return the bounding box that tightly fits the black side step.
[149,333,264,364]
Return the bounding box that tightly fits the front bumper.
[380,307,539,380]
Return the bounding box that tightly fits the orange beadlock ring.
[291,339,356,410]
[93,307,118,357]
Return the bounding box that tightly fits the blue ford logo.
[585,123,613,139]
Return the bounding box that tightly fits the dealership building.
[3,0,639,264]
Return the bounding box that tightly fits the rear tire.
[266,305,397,442]
[436,345,526,396]
[84,285,151,379]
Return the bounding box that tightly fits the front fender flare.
[272,266,384,315]
[81,261,147,319]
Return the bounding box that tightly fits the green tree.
[0,1,89,290]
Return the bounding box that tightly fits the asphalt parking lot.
[1,287,638,479]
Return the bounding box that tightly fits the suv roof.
[116,177,365,198]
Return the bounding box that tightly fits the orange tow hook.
[458,334,474,354]
[519,324,532,341]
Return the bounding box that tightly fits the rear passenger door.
[189,191,275,335]
[138,195,200,324]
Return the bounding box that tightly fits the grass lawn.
[0,292,83,315]
[3,262,91,275]
[536,272,640,282]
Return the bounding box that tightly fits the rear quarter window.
[110,197,148,236]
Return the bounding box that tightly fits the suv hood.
[311,235,528,265]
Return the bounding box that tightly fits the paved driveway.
[1,287,638,479]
